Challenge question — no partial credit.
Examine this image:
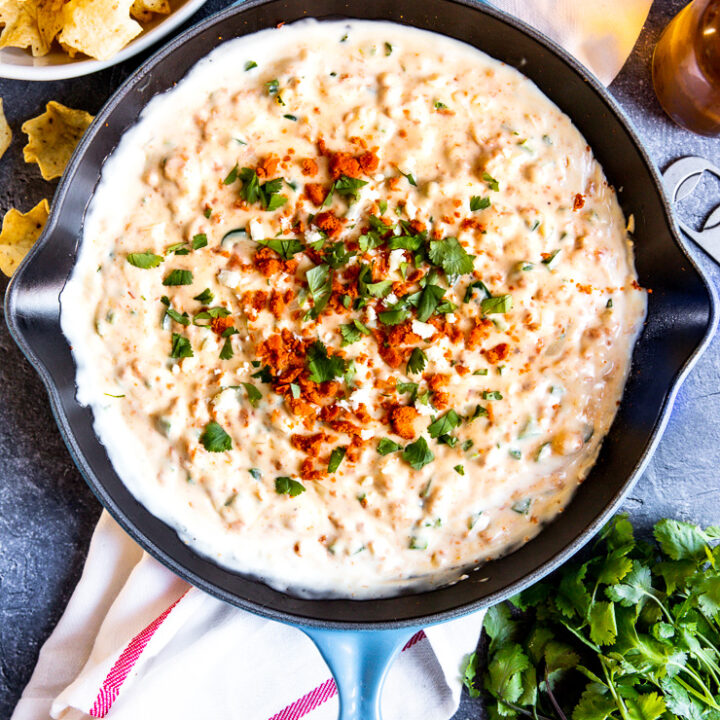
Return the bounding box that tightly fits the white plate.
[0,0,209,81]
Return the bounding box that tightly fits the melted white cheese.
[61,19,646,598]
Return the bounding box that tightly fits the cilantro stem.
[675,673,720,710]
[600,656,631,720]
[543,667,568,720]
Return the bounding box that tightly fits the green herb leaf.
[402,436,434,470]
[245,60,258,70]
[428,409,460,439]
[470,196,491,211]
[194,288,214,303]
[240,382,262,407]
[170,333,193,358]
[328,446,346,473]
[200,421,232,452]
[275,476,306,497]
[191,233,208,250]
[481,294,513,314]
[483,171,500,191]
[407,347,427,374]
[306,263,332,317]
[127,251,163,269]
[398,168,417,186]
[257,238,304,259]
[340,318,371,346]
[239,167,261,204]
[377,438,402,455]
[428,237,475,278]
[335,174,368,202]
[163,269,193,286]
[306,340,348,383]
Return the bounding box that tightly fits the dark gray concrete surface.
[0,1,718,717]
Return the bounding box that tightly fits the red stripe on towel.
[88,589,189,717]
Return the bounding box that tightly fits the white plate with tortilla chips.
[0,0,209,80]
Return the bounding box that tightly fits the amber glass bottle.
[652,0,720,136]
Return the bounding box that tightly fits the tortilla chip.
[0,99,11,161]
[130,0,169,21]
[58,0,142,61]
[0,199,50,277]
[35,0,65,47]
[0,0,50,56]
[22,101,93,180]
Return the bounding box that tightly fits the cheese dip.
[62,20,647,598]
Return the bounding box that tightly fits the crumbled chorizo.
[256,155,280,179]
[210,316,234,335]
[253,246,298,277]
[305,183,327,206]
[573,193,585,211]
[329,151,362,180]
[314,211,345,238]
[301,158,319,176]
[483,342,510,364]
[291,432,331,457]
[467,318,493,350]
[388,404,419,439]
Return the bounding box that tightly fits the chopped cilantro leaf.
[481,294,513,314]
[511,497,531,514]
[454,464,465,475]
[483,390,503,400]
[434,100,448,110]
[266,78,280,95]
[200,421,232,452]
[127,251,163,269]
[283,114,298,121]
[249,468,262,480]
[378,305,409,326]
[402,436,434,470]
[306,340,348,383]
[219,336,234,360]
[328,446,347,473]
[407,347,427,374]
[483,171,500,191]
[377,438,402,455]
[385,41,392,55]
[191,233,208,250]
[470,195,491,211]
[428,237,475,278]
[165,305,190,326]
[428,409,461,439]
[239,167,261,204]
[163,269,193,286]
[467,405,488,422]
[194,288,214,303]
[257,237,304,260]
[223,164,239,185]
[244,60,258,71]
[335,174,368,203]
[275,476,305,497]
[306,264,332,317]
[170,333,193,358]
[398,168,417,186]
[396,381,418,400]
[240,382,262,407]
[542,249,562,268]
[417,283,446,322]
[340,319,371,346]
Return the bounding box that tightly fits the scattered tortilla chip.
[0,199,50,277]
[0,0,50,56]
[130,0,169,22]
[58,0,142,61]
[22,101,94,180]
[36,0,66,47]
[0,99,11,161]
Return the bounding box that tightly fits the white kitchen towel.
[12,512,485,720]
[493,0,652,85]
[11,3,653,719]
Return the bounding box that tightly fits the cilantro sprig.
[468,515,720,720]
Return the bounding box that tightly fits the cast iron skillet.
[5,1,718,717]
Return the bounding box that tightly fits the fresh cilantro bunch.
[466,515,720,720]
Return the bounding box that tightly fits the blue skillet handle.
[302,625,421,720]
